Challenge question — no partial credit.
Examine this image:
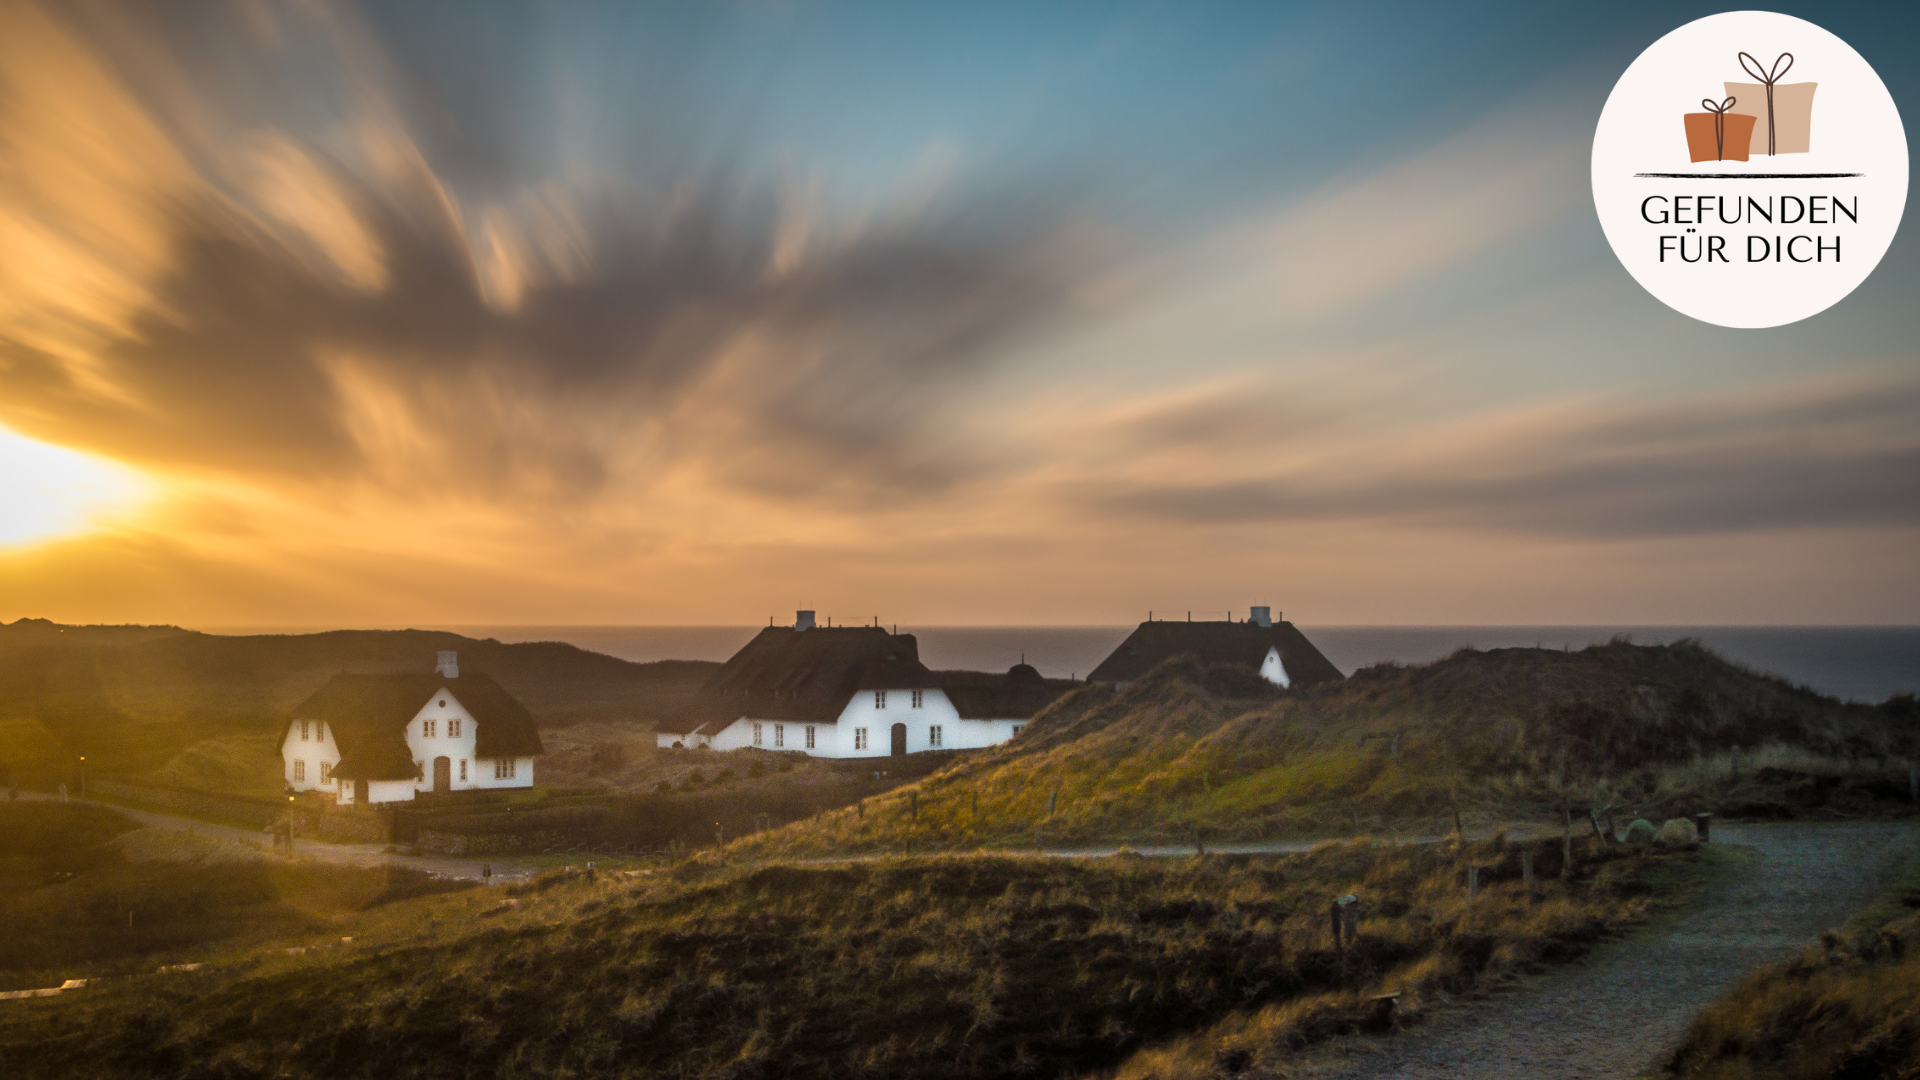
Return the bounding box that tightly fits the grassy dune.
[1665,851,1920,1080]
[732,642,1916,859]
[1,819,1719,1080]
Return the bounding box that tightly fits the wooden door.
[890,723,907,757]
[433,756,451,792]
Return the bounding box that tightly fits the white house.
[1085,605,1347,690]
[281,651,545,806]
[655,612,1069,758]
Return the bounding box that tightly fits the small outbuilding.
[1086,606,1344,689]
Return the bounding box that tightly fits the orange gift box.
[1684,101,1756,163]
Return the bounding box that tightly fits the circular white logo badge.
[1592,11,1907,328]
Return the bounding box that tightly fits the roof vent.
[1249,606,1272,628]
[795,610,816,631]
[436,651,459,678]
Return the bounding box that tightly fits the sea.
[206,624,1920,704]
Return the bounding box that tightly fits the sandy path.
[1316,821,1920,1080]
[15,792,537,882]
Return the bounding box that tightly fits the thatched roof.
[290,673,545,781]
[936,664,1072,720]
[1086,620,1344,688]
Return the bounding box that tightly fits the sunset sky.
[2,1,1916,628]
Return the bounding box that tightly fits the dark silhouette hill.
[0,619,717,793]
[735,639,1919,855]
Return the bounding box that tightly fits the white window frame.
[1012,724,1024,737]
[299,720,310,741]
[450,718,461,738]
[424,718,436,738]
[459,759,467,782]
[293,760,306,782]
[317,721,326,741]
[875,690,887,709]
[319,762,331,784]
[929,724,943,747]
[805,725,816,749]
[752,721,763,747]
[855,727,868,751]
[774,723,784,748]
[912,690,924,708]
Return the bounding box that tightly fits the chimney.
[795,610,816,631]
[1249,606,1272,628]
[436,651,459,678]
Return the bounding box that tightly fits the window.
[299,720,309,741]
[423,719,437,738]
[912,690,924,708]
[449,719,462,738]
[415,760,424,780]
[774,724,784,748]
[493,759,517,780]
[293,760,306,782]
[439,699,446,708]
[929,725,943,747]
[319,762,332,783]
[805,725,816,749]
[317,721,326,741]
[854,727,869,751]
[1012,724,1024,737]
[875,690,888,709]
[459,759,468,782]
[753,722,763,747]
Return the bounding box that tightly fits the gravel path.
[1317,821,1920,1080]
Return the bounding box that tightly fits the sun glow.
[0,425,149,545]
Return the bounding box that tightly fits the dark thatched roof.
[935,664,1073,720]
[657,626,940,735]
[290,673,545,781]
[1086,620,1345,688]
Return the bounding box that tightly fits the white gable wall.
[1259,647,1291,688]
[281,719,342,793]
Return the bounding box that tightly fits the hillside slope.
[0,619,716,793]
[736,640,1918,855]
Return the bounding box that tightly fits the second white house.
[655,612,1069,757]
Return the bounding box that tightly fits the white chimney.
[795,610,816,631]
[1250,606,1272,628]
[436,651,459,678]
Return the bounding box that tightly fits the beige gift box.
[1724,81,1817,155]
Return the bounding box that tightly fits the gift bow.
[1738,52,1794,156]
[1701,96,1737,161]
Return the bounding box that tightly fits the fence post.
[1191,823,1205,856]
[1467,865,1479,900]
[1329,898,1344,953]
[1731,745,1740,781]
[1562,806,1574,878]
[1047,787,1057,817]
[1695,812,1712,842]
[1522,851,1534,884]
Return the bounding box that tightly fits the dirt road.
[18,792,537,882]
[1315,821,1920,1080]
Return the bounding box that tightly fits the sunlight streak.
[0,425,150,545]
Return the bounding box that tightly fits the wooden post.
[1449,786,1465,841]
[1562,805,1574,878]
[857,800,864,819]
[1191,823,1205,856]
[1389,735,1398,763]
[1048,787,1057,817]
[1467,865,1479,900]
[1731,745,1740,780]
[1329,898,1344,953]
[1522,851,1535,884]
[1695,812,1712,842]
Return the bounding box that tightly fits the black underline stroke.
[1633,172,1864,179]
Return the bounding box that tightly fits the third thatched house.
[1087,606,1344,689]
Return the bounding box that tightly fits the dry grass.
[0,828,1721,1080]
[1664,852,1920,1080]
[727,644,1917,861]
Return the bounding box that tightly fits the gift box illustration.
[1725,52,1816,155]
[1684,97,1756,162]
